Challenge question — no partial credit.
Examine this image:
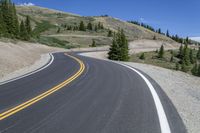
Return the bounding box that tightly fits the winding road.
[0,52,186,133]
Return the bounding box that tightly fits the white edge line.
[0,53,55,85]
[79,53,171,133]
[117,62,171,133]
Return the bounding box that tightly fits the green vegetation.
[158,45,164,58]
[131,45,200,77]
[33,21,55,36]
[0,0,32,40]
[107,30,113,37]
[139,53,145,60]
[108,29,129,61]
[90,40,96,47]
[37,36,76,49]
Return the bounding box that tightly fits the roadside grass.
[130,50,198,74]
[37,36,77,49]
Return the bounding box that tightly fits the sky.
[13,0,200,37]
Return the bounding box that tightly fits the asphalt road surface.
[0,52,186,133]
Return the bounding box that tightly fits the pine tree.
[57,27,61,33]
[153,35,156,40]
[19,21,29,40]
[170,55,174,62]
[107,30,113,37]
[197,47,200,60]
[118,29,129,61]
[0,0,19,38]
[198,65,200,76]
[108,30,129,61]
[87,22,93,30]
[94,25,98,32]
[158,28,161,34]
[91,40,96,47]
[166,30,170,37]
[189,49,194,64]
[79,21,85,31]
[183,44,190,66]
[140,53,145,60]
[158,45,164,58]
[25,15,32,34]
[181,62,187,72]
[108,34,119,60]
[175,63,179,70]
[98,22,101,29]
[179,44,184,59]
[12,3,19,36]
[0,9,7,36]
[191,63,198,76]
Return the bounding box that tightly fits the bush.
[139,53,145,60]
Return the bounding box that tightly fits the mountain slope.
[16,6,175,47]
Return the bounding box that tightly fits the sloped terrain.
[16,6,175,47]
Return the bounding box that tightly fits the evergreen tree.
[153,35,156,40]
[87,22,93,30]
[183,44,190,66]
[139,53,145,60]
[158,28,161,34]
[12,3,19,36]
[57,27,61,33]
[91,40,96,47]
[79,21,85,31]
[166,30,170,37]
[19,21,29,40]
[0,9,7,36]
[25,15,32,34]
[198,65,200,76]
[170,55,174,62]
[197,47,200,60]
[179,44,184,59]
[118,29,129,61]
[94,25,98,32]
[107,30,113,37]
[191,63,198,76]
[158,45,164,58]
[98,22,101,29]
[181,62,187,72]
[108,30,129,61]
[175,63,179,70]
[108,34,119,60]
[189,49,194,64]
[0,0,19,38]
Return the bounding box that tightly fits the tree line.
[128,20,196,45]
[0,0,32,40]
[59,21,104,33]
[140,44,200,77]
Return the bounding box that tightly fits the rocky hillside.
[16,6,175,47]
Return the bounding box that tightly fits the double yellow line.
[0,53,85,121]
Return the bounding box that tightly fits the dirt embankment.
[0,41,65,82]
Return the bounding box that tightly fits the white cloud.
[190,37,200,42]
[19,2,35,6]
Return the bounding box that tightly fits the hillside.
[16,6,175,47]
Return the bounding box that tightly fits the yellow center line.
[0,53,85,121]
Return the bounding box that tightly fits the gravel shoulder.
[81,51,200,133]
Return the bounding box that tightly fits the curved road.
[0,52,186,133]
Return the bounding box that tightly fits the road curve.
[0,52,186,133]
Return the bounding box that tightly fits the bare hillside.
[16,6,175,47]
